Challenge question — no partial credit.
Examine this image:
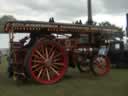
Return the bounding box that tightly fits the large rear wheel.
[25,39,68,84]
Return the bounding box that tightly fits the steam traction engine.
[4,21,120,84]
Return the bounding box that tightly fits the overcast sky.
[0,0,128,48]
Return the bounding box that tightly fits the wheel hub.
[45,59,52,66]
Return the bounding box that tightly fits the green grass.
[0,56,128,96]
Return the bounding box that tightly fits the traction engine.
[3,21,120,84]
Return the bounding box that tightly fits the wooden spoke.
[40,45,46,58]
[46,68,51,81]
[32,64,41,68]
[53,53,61,59]
[36,50,45,59]
[32,60,43,64]
[53,62,64,66]
[51,64,59,69]
[49,66,60,76]
[37,69,43,78]
[41,68,46,79]
[48,46,55,56]
[45,48,49,59]
[33,54,42,59]
[53,58,61,63]
[50,51,55,59]
[33,66,42,72]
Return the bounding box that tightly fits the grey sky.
[0,0,127,20]
[0,0,128,48]
[102,0,128,14]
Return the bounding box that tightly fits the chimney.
[87,0,93,25]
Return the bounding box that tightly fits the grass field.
[0,56,128,96]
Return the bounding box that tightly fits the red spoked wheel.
[25,40,68,84]
[91,56,110,76]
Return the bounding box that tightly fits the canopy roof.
[3,20,121,34]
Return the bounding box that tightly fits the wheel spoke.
[46,68,51,80]
[53,58,61,63]
[53,53,61,59]
[33,66,42,72]
[50,51,55,59]
[32,60,43,64]
[53,62,64,66]
[48,46,55,56]
[41,68,46,79]
[33,54,42,59]
[37,69,43,78]
[32,64,41,68]
[49,66,60,76]
[51,64,59,69]
[45,48,49,59]
[40,45,46,58]
[36,50,45,60]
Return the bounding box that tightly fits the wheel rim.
[93,56,110,76]
[28,40,68,84]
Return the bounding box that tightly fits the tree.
[98,21,124,39]
[49,17,55,23]
[79,20,82,24]
[75,20,83,24]
[0,15,16,23]
[98,21,122,29]
[75,20,79,24]
[0,15,16,32]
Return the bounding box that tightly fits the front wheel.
[90,55,110,76]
